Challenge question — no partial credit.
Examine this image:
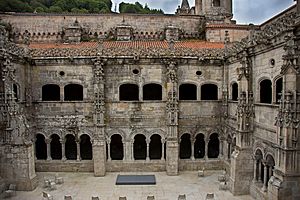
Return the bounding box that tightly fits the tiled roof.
[28,40,225,58]
[206,24,254,30]
[29,41,224,50]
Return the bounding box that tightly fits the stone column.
[191,139,195,160]
[146,139,150,161]
[76,139,81,161]
[253,159,258,182]
[60,139,66,160]
[205,139,209,160]
[219,139,224,158]
[262,162,268,192]
[33,138,37,160]
[122,142,126,161]
[107,139,111,161]
[131,141,134,160]
[161,139,165,160]
[258,161,262,182]
[46,138,51,160]
[93,138,106,177]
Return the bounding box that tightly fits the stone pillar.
[258,161,262,182]
[46,138,51,160]
[191,139,195,160]
[205,139,209,160]
[93,137,106,177]
[60,139,66,160]
[107,139,111,161]
[262,162,268,192]
[76,139,81,161]
[146,139,150,161]
[253,159,258,182]
[131,141,134,160]
[122,142,126,161]
[219,138,224,158]
[161,139,165,160]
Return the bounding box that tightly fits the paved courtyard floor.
[3,171,254,200]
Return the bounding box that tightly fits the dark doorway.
[65,134,77,160]
[110,134,124,160]
[119,84,139,101]
[143,84,162,100]
[208,133,219,158]
[180,133,191,159]
[275,78,283,104]
[213,0,221,7]
[35,134,47,160]
[50,134,62,160]
[134,134,147,160]
[231,82,238,101]
[201,84,218,100]
[64,84,83,101]
[260,79,272,104]
[42,84,60,101]
[179,84,197,100]
[194,134,205,159]
[80,134,92,160]
[13,84,19,102]
[149,134,162,160]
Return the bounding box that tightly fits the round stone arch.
[142,82,164,101]
[106,128,126,141]
[253,141,265,156]
[148,129,166,141]
[35,132,47,141]
[130,128,150,141]
[178,81,199,100]
[257,75,272,103]
[118,81,140,101]
[200,81,220,100]
[78,129,94,143]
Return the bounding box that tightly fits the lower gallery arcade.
[34,132,221,164]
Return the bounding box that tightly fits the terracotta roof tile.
[29,40,224,50]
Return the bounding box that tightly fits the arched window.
[149,134,162,160]
[265,155,275,189]
[42,84,60,101]
[260,79,272,104]
[13,83,19,102]
[80,134,92,160]
[194,134,205,159]
[180,133,191,159]
[254,149,263,182]
[110,134,124,160]
[201,84,218,100]
[35,134,47,160]
[134,134,146,160]
[64,84,83,101]
[50,134,62,160]
[65,134,77,160]
[213,0,221,7]
[208,133,219,158]
[119,84,139,101]
[275,78,283,104]
[143,84,162,100]
[179,84,197,100]
[231,82,238,101]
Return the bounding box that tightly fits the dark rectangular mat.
[116,175,156,185]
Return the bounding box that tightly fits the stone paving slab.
[1,171,254,200]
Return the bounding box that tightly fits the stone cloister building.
[0,0,299,199]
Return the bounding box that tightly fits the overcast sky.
[112,0,296,24]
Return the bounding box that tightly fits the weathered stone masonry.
[0,1,300,200]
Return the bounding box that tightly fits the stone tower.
[195,0,232,19]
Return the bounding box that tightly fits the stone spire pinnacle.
[181,0,190,10]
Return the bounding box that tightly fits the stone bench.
[205,193,215,199]
[178,194,186,200]
[65,195,73,200]
[219,182,229,190]
[42,191,53,200]
[92,196,100,200]
[147,195,155,200]
[198,170,205,177]
[119,196,127,200]
[4,184,16,198]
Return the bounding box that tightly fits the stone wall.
[0,13,204,42]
